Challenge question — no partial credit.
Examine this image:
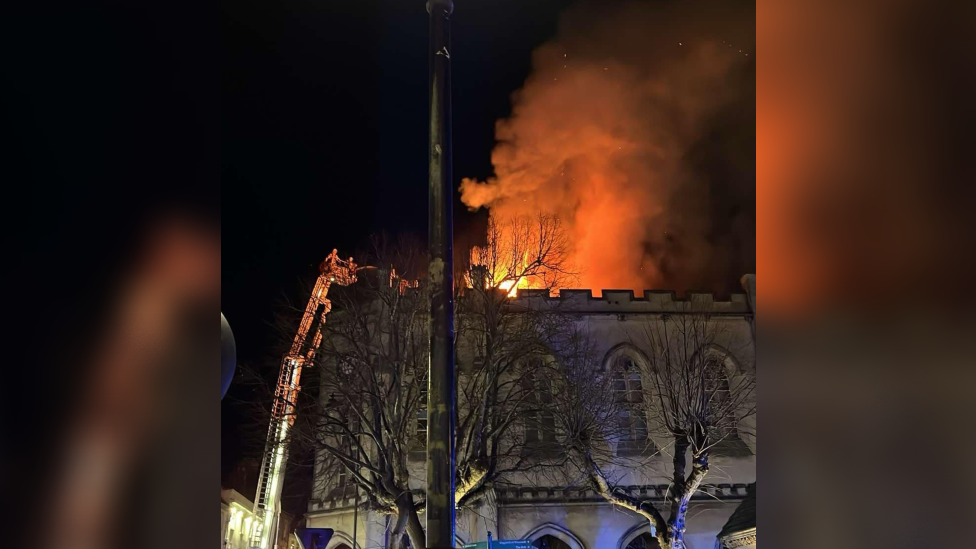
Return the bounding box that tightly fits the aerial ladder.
[251,249,357,549]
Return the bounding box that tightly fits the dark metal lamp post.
[426,0,456,548]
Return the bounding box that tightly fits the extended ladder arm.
[251,250,356,549]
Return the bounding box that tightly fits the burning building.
[305,275,756,549]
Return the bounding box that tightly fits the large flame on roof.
[460,0,755,298]
[466,214,572,298]
[470,248,533,298]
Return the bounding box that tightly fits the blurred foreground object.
[763,316,976,549]
[758,0,976,316]
[222,312,237,399]
[44,216,220,549]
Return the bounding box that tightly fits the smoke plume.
[461,0,755,295]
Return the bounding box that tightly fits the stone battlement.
[509,288,753,315]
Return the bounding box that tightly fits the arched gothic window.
[326,436,357,499]
[522,359,558,456]
[703,358,751,456]
[611,354,652,455]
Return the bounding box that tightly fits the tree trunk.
[397,492,427,549]
[405,507,426,549]
[666,518,688,549]
[665,433,709,549]
[581,450,668,548]
[389,507,408,549]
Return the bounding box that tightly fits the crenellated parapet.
[509,288,753,315]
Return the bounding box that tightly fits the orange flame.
[468,247,538,298]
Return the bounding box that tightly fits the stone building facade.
[306,278,756,549]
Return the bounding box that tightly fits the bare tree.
[566,307,756,549]
[453,213,578,509]
[463,213,576,296]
